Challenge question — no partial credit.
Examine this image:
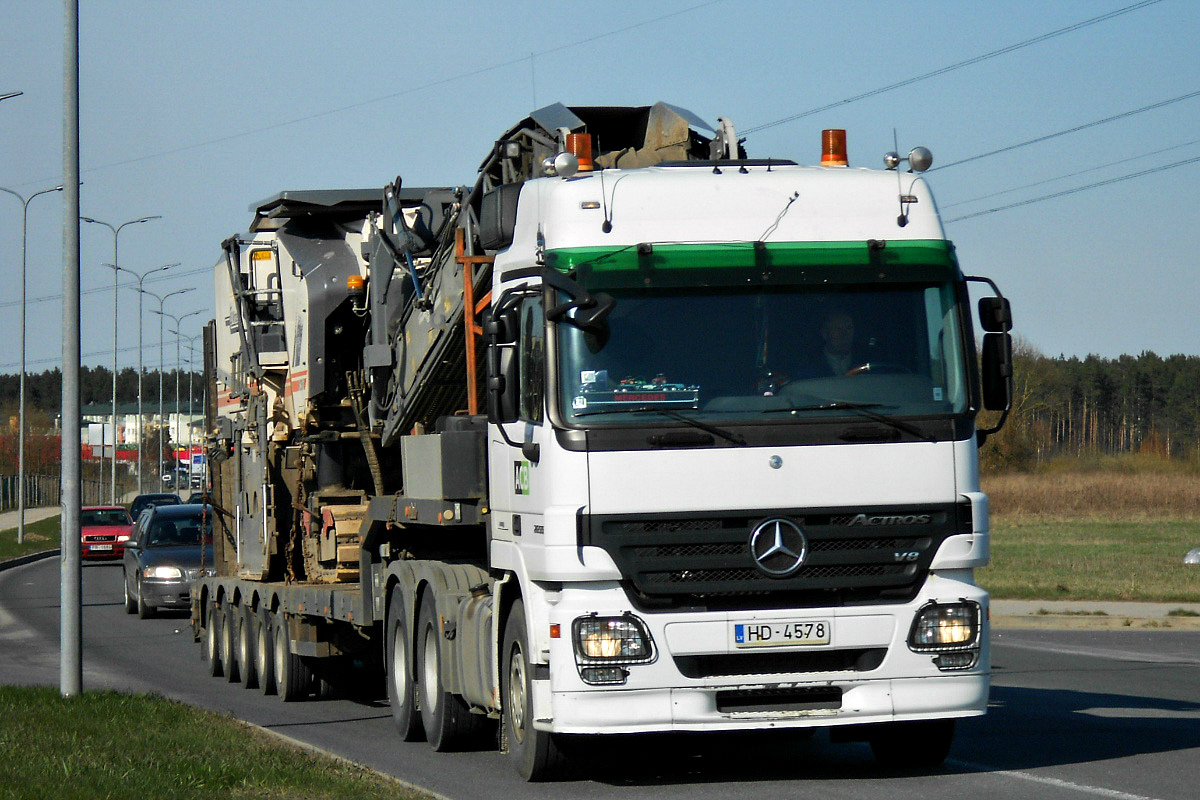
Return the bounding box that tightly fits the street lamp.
[172,328,204,490]
[156,309,201,487]
[145,286,194,490]
[83,214,160,504]
[113,262,179,491]
[1,183,64,545]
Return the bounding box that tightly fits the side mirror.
[485,308,520,425]
[981,332,1013,411]
[978,296,1012,333]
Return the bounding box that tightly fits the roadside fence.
[0,474,106,511]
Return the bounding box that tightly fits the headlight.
[143,566,182,580]
[572,615,656,685]
[908,601,980,652]
[117,535,130,542]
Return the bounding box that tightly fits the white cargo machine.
[195,103,1014,780]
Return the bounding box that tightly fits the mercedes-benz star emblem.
[749,518,808,577]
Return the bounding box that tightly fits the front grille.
[676,648,886,678]
[583,504,960,612]
[716,686,843,713]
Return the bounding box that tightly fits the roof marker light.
[566,133,594,172]
[821,129,848,167]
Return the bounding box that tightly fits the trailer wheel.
[502,599,567,781]
[255,606,276,695]
[202,602,223,677]
[417,594,490,751]
[272,611,311,701]
[386,591,424,741]
[868,719,955,770]
[219,599,240,683]
[237,603,259,689]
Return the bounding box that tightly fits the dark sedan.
[122,504,215,619]
[128,492,181,521]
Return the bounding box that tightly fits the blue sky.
[2,0,1198,374]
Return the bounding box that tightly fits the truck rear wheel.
[386,591,424,741]
[256,606,276,695]
[417,594,490,751]
[219,599,240,683]
[237,604,259,689]
[502,599,567,781]
[272,611,311,701]
[868,719,955,770]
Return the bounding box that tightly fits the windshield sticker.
[579,373,701,411]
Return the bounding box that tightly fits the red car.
[81,505,134,560]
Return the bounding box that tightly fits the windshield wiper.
[765,399,936,443]
[574,406,747,446]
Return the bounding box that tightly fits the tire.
[136,578,156,619]
[122,570,136,614]
[868,719,955,770]
[502,598,567,781]
[255,607,276,695]
[202,602,223,678]
[237,603,259,689]
[219,599,240,683]
[416,593,491,751]
[272,612,311,702]
[385,591,424,741]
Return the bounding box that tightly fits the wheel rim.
[206,615,217,660]
[238,616,249,665]
[256,622,269,677]
[391,624,409,699]
[421,624,438,711]
[508,642,527,743]
[274,625,286,692]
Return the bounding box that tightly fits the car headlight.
[908,600,981,652]
[143,566,183,580]
[572,614,656,685]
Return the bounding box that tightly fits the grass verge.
[978,517,1200,602]
[0,686,431,800]
[0,515,61,562]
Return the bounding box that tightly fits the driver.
[806,311,861,377]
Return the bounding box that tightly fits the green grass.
[979,518,1200,602]
[0,514,61,561]
[0,686,430,800]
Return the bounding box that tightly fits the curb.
[0,549,60,572]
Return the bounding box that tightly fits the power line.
[742,0,1164,136]
[935,89,1200,171]
[943,154,1200,223]
[79,1,729,175]
[0,265,209,310]
[942,137,1200,209]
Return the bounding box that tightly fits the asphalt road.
[3,555,1199,800]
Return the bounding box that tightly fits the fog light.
[580,666,628,685]
[934,651,978,670]
[908,601,980,651]
[572,615,656,672]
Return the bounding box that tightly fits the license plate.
[734,620,831,648]
[89,544,113,551]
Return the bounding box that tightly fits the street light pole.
[158,310,200,488]
[179,332,203,485]
[83,214,160,504]
[115,262,179,492]
[145,287,194,490]
[1,183,64,545]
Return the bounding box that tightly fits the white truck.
[194,102,1013,780]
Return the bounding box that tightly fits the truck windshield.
[556,281,970,427]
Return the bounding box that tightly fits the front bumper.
[141,579,192,609]
[536,574,989,734]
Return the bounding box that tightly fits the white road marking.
[950,759,1161,800]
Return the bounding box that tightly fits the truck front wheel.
[386,591,424,741]
[868,719,955,770]
[502,599,566,781]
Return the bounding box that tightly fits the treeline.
[983,342,1200,471]
[0,366,202,417]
